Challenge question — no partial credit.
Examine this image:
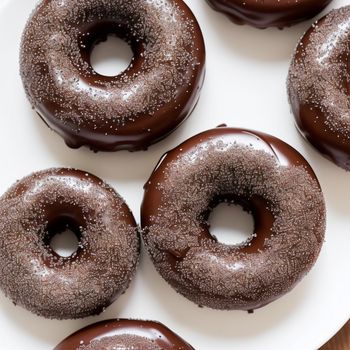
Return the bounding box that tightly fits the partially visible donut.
[0,168,139,319]
[205,0,333,29]
[54,319,195,350]
[20,0,205,151]
[288,6,350,170]
[141,127,326,311]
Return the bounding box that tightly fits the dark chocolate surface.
[0,168,139,319]
[54,319,194,350]
[141,127,325,311]
[206,0,333,28]
[288,6,350,170]
[20,0,205,151]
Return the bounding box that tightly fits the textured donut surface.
[288,6,350,170]
[0,168,139,319]
[141,127,326,311]
[54,319,195,350]
[20,0,205,151]
[206,0,333,28]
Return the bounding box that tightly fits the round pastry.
[141,127,326,311]
[205,0,333,29]
[0,168,139,319]
[20,0,205,152]
[288,6,350,171]
[54,319,194,350]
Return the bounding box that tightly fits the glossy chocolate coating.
[141,127,325,311]
[206,0,333,29]
[0,168,139,319]
[20,0,205,152]
[288,6,350,170]
[54,319,195,350]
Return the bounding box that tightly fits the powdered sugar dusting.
[0,168,139,319]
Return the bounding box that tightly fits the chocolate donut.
[0,168,139,319]
[54,319,194,350]
[141,127,325,311]
[20,0,205,152]
[205,0,333,29]
[288,6,350,171]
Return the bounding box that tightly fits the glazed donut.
[20,0,205,152]
[54,319,194,350]
[205,0,333,29]
[0,168,139,319]
[288,6,350,171]
[141,127,326,311]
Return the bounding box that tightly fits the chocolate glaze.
[54,319,195,350]
[20,0,205,152]
[141,127,325,311]
[206,0,333,29]
[288,6,350,171]
[0,168,139,319]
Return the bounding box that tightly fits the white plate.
[0,0,349,349]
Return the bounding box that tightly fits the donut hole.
[90,35,134,77]
[208,202,255,246]
[45,217,82,258]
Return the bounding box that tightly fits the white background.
[0,0,349,349]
